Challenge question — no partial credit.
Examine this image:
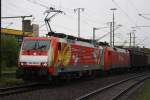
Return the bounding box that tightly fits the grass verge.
[1,66,17,72]
[0,77,24,87]
[130,79,150,100]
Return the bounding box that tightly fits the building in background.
[32,24,39,37]
[23,20,33,32]
[1,20,39,44]
[23,20,39,37]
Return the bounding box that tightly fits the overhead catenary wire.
[126,0,140,14]
[2,0,44,29]
[2,0,149,47]
[112,0,137,26]
[27,0,107,28]
[26,0,77,34]
[26,0,111,36]
[96,24,122,41]
[26,0,50,9]
[138,14,150,21]
[136,37,148,46]
[65,12,104,30]
[112,0,150,47]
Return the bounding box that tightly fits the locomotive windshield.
[22,40,50,50]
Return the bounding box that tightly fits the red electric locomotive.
[103,47,130,71]
[17,34,131,80]
[17,35,104,80]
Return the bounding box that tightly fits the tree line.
[1,35,20,68]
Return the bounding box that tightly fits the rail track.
[0,82,47,96]
[76,72,150,100]
[0,72,149,99]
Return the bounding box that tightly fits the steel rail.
[75,73,150,100]
[0,82,47,96]
[111,75,150,100]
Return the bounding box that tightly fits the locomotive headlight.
[43,63,47,66]
[41,62,48,67]
[20,62,26,66]
[20,62,24,66]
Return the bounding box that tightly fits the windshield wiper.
[37,45,46,50]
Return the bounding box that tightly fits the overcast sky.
[1,0,150,48]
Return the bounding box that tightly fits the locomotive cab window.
[22,40,50,50]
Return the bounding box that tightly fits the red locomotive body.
[103,47,130,71]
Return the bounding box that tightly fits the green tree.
[143,48,150,53]
[1,35,20,67]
